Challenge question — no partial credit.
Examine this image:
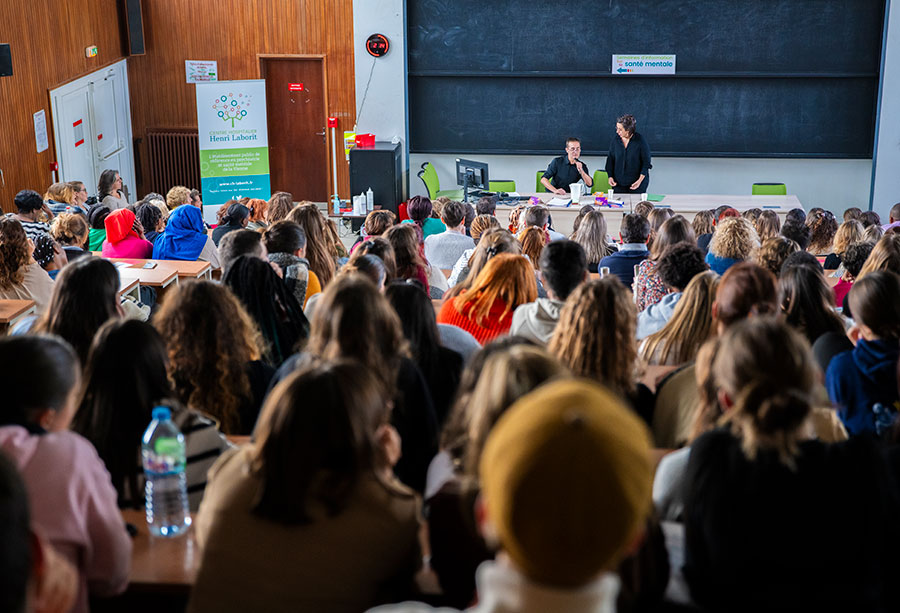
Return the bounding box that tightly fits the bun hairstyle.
[806,209,838,254]
[617,114,637,136]
[221,203,250,226]
[50,213,90,247]
[713,317,816,467]
[406,195,434,229]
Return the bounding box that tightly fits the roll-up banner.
[196,80,270,224]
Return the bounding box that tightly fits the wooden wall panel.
[0,0,126,212]
[128,0,357,199]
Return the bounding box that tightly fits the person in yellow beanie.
[369,379,654,613]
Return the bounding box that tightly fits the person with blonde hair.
[825,219,865,269]
[754,210,781,241]
[165,185,191,211]
[633,200,654,218]
[66,180,91,216]
[447,228,522,291]
[573,210,615,272]
[857,233,900,279]
[245,198,268,231]
[634,215,696,311]
[154,280,271,435]
[646,207,674,253]
[438,253,537,344]
[518,226,545,271]
[640,271,719,366]
[507,204,527,234]
[705,216,760,275]
[44,182,76,215]
[266,191,294,224]
[287,204,338,286]
[755,235,799,277]
[50,212,90,261]
[447,216,501,287]
[683,317,896,612]
[549,276,651,418]
[691,209,715,237]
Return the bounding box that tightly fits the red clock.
[366,34,390,58]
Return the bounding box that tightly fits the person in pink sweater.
[101,208,153,258]
[0,335,131,613]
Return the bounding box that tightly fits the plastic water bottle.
[141,406,191,537]
[366,187,374,212]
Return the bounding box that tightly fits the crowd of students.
[3,173,900,612]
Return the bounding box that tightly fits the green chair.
[752,182,787,196]
[417,162,463,200]
[591,170,610,193]
[489,180,516,193]
[536,170,547,193]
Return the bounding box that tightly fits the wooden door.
[260,56,329,202]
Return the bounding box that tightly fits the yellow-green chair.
[591,170,610,193]
[752,182,787,196]
[489,180,516,193]
[536,170,547,193]
[417,162,463,199]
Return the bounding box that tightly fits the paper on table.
[507,191,521,197]
[113,262,132,269]
[546,197,571,206]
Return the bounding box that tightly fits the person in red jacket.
[437,253,537,344]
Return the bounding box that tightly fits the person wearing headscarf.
[152,205,220,268]
[101,209,153,259]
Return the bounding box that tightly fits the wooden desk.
[118,268,179,305]
[496,193,803,237]
[122,509,198,592]
[0,299,35,334]
[109,259,213,281]
[118,277,141,302]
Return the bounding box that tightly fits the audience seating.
[417,162,463,200]
[591,170,610,193]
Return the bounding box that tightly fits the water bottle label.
[144,437,186,476]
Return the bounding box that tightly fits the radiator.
[145,129,200,195]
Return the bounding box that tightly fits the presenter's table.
[496,193,803,237]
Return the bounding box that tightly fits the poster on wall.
[186,60,218,83]
[196,80,270,224]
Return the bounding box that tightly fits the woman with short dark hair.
[605,113,652,193]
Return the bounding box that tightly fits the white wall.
[352,0,408,198]
[872,0,900,218]
[410,153,872,215]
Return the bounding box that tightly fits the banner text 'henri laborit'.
[196,80,271,224]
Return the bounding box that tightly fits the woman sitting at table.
[101,208,153,259]
[73,319,230,511]
[188,361,419,613]
[35,257,120,365]
[0,217,54,314]
[0,335,131,612]
[212,203,250,246]
[605,113,652,194]
[154,280,273,435]
[152,204,221,268]
[50,212,91,262]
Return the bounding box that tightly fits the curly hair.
[287,204,337,286]
[518,226,545,270]
[806,209,838,254]
[50,213,89,247]
[246,198,267,225]
[708,217,759,260]
[548,277,637,397]
[691,210,715,236]
[165,185,191,211]
[755,236,799,278]
[754,210,781,241]
[507,204,527,234]
[0,218,30,289]
[44,182,75,205]
[154,280,264,434]
[574,210,615,263]
[267,192,295,224]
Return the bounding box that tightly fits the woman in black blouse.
[605,114,652,194]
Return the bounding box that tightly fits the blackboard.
[407,0,885,157]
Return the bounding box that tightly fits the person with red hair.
[100,208,153,258]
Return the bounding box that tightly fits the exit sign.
[288,83,304,92]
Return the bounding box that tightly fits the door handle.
[99,143,126,162]
[316,128,325,143]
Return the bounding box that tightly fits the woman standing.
[605,114,652,194]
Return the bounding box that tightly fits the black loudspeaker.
[349,141,403,216]
[0,44,12,77]
[124,0,145,55]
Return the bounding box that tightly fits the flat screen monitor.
[455,158,489,191]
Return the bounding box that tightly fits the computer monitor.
[455,158,489,202]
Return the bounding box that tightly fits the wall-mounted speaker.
[0,44,12,77]
[124,0,145,55]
